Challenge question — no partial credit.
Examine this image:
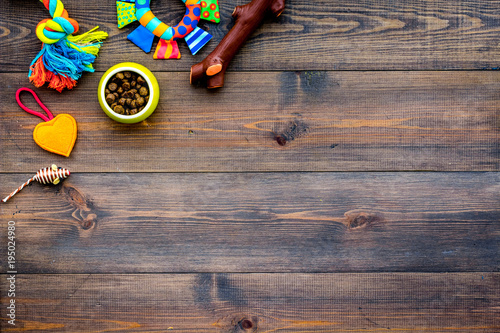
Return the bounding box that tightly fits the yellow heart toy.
[33,114,77,157]
[16,88,77,157]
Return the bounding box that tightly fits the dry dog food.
[105,71,150,115]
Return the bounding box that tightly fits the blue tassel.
[29,40,96,80]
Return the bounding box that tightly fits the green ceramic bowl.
[98,62,160,124]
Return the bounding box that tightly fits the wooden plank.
[0,273,498,332]
[1,71,498,172]
[0,0,499,72]
[0,172,498,273]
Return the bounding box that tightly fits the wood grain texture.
[0,273,499,332]
[1,0,499,329]
[1,71,498,172]
[0,172,498,273]
[0,0,499,72]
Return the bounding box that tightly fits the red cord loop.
[16,87,54,122]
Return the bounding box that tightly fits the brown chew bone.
[190,0,285,88]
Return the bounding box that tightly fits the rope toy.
[2,165,70,203]
[116,0,219,59]
[29,0,108,92]
[16,87,77,157]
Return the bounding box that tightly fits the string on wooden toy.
[29,0,108,92]
[2,165,70,203]
[116,0,219,59]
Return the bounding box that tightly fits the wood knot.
[63,185,88,207]
[212,314,258,332]
[235,316,258,332]
[344,209,385,230]
[273,120,308,146]
[61,184,99,229]
[239,318,254,330]
[81,213,97,230]
[275,135,287,146]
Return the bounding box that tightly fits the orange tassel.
[29,57,50,88]
[48,75,77,92]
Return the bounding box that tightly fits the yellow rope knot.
[36,0,79,44]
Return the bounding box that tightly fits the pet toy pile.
[3,0,285,202]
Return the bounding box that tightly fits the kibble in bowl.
[98,63,159,123]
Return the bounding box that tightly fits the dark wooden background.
[1,0,499,331]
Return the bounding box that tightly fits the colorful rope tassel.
[29,0,108,92]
